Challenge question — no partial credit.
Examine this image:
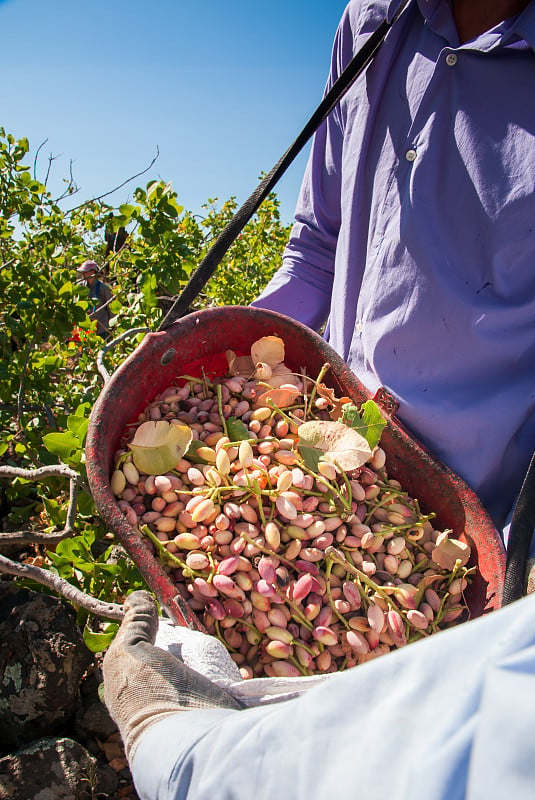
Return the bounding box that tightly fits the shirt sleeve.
[131,593,535,800]
[252,4,357,331]
[98,282,113,304]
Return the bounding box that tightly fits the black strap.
[502,450,535,604]
[158,1,411,331]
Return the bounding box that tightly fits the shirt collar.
[513,2,535,50]
[387,0,535,51]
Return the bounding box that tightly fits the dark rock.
[0,736,118,800]
[75,699,118,742]
[0,584,93,751]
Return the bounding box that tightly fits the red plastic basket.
[85,306,506,629]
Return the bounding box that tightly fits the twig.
[16,344,32,435]
[0,554,124,620]
[33,138,48,180]
[64,147,160,215]
[45,151,61,189]
[54,159,80,202]
[0,463,87,544]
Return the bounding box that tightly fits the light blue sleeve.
[132,593,535,800]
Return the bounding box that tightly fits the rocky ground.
[0,581,140,800]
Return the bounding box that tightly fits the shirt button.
[445,53,458,66]
[405,149,417,162]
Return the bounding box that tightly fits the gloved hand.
[102,590,244,761]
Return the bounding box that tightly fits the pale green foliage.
[0,127,291,577]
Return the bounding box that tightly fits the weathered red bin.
[85,306,506,630]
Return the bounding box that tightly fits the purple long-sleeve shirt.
[254,0,535,528]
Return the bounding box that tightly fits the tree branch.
[0,464,80,481]
[0,464,88,544]
[65,147,160,215]
[0,529,72,547]
[0,554,124,620]
[33,138,48,181]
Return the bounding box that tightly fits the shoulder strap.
[158,0,412,331]
[502,450,535,604]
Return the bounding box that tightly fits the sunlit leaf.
[341,400,386,449]
[83,625,119,653]
[255,386,300,409]
[129,420,193,475]
[297,419,372,471]
[431,535,471,570]
[250,335,285,368]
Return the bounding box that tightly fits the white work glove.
[102,590,243,762]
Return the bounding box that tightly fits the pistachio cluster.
[111,371,474,679]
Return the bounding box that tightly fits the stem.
[307,362,331,410]
[288,654,311,676]
[325,558,350,630]
[214,620,237,652]
[325,547,403,614]
[239,530,295,570]
[301,464,352,514]
[140,525,190,571]
[216,383,229,438]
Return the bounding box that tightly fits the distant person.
[76,260,113,339]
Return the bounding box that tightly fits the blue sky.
[0,0,349,224]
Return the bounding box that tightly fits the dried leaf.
[226,349,254,378]
[316,383,352,420]
[268,363,302,390]
[297,419,372,471]
[129,420,193,475]
[250,336,285,368]
[254,386,300,409]
[431,536,471,571]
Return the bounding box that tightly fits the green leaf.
[76,490,96,517]
[341,400,386,450]
[226,417,250,442]
[298,443,321,473]
[359,400,387,449]
[42,430,80,461]
[185,438,211,464]
[83,624,119,653]
[67,415,89,440]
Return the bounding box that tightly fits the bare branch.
[54,159,80,203]
[65,147,160,216]
[45,151,61,188]
[0,554,125,620]
[0,464,89,545]
[33,138,49,180]
[16,344,32,435]
[0,530,72,547]
[0,464,80,481]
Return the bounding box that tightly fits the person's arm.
[104,590,535,800]
[252,5,357,331]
